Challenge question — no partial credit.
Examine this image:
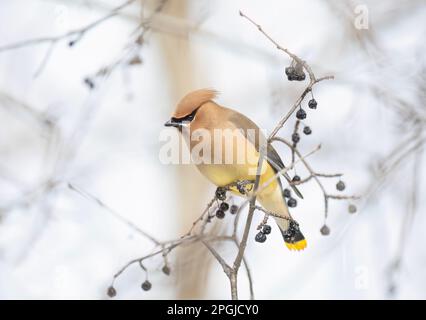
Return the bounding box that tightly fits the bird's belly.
[196,160,278,193]
[190,128,281,197]
[197,163,242,187]
[197,161,287,215]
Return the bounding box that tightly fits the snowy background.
[0,0,425,299]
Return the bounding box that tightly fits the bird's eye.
[183,109,197,122]
[172,108,198,124]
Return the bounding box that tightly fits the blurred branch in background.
[387,148,423,295]
[0,0,169,264]
[324,0,426,296]
[0,0,168,81]
[153,0,212,300]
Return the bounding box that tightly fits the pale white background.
[0,0,425,299]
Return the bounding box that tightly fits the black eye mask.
[165,108,198,128]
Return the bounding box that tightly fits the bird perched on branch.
[165,89,306,251]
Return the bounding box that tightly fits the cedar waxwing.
[165,89,307,251]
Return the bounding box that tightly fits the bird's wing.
[227,110,303,199]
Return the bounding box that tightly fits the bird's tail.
[257,171,307,251]
[274,218,307,251]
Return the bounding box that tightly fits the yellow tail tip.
[285,239,307,251]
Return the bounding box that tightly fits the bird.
[165,89,307,251]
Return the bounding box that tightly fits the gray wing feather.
[228,111,303,199]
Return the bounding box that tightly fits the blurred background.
[0,0,425,299]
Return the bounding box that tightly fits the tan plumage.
[173,89,218,118]
[166,89,307,251]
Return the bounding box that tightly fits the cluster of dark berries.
[216,201,229,219]
[107,279,154,297]
[293,98,317,143]
[283,188,298,208]
[295,99,317,121]
[107,263,173,298]
[334,181,357,214]
[285,66,306,81]
[255,224,272,243]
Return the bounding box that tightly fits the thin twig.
[202,240,232,276]
[68,182,160,245]
[0,0,138,52]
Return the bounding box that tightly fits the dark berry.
[215,187,226,201]
[320,224,330,236]
[292,133,300,143]
[348,204,357,214]
[262,225,272,235]
[336,181,346,191]
[303,126,312,135]
[237,184,246,195]
[230,205,238,214]
[162,265,171,275]
[287,198,297,208]
[308,99,317,109]
[295,73,306,81]
[296,108,307,120]
[283,188,291,198]
[68,40,75,47]
[285,66,295,76]
[220,202,229,211]
[215,209,225,219]
[292,175,301,182]
[255,232,267,243]
[107,286,117,298]
[141,280,152,291]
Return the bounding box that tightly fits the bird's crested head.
[165,89,218,128]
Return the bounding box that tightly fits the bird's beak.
[164,118,181,128]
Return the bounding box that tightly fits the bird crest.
[173,89,218,118]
